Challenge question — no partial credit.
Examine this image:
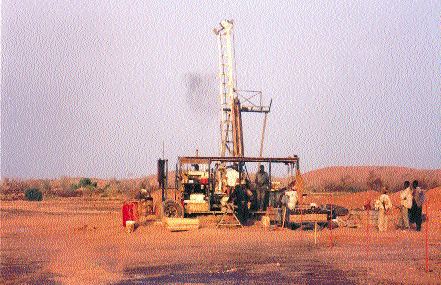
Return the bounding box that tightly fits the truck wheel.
[162,200,184,218]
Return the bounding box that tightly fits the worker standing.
[229,179,249,225]
[375,187,392,232]
[285,188,298,212]
[281,188,298,226]
[398,181,412,230]
[255,165,270,211]
[410,180,425,231]
[280,192,289,226]
[225,164,239,196]
[214,163,224,193]
[243,179,254,212]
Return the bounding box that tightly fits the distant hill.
[302,166,440,193]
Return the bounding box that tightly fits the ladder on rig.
[213,20,271,158]
[214,20,238,157]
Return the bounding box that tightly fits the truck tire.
[162,200,184,218]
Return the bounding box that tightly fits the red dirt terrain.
[1,188,440,284]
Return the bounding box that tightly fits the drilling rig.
[159,20,304,221]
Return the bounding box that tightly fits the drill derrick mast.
[158,20,312,222]
[213,20,240,157]
[213,20,271,158]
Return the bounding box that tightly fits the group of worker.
[223,164,428,231]
[225,164,301,226]
[375,180,426,232]
[224,164,272,224]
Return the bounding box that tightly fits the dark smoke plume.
[183,73,217,117]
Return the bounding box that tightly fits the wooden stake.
[329,193,334,247]
[366,208,370,257]
[282,207,286,229]
[425,201,429,273]
[314,221,318,245]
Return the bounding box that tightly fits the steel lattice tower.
[213,20,271,158]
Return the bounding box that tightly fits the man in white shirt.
[225,164,239,195]
[280,189,298,226]
[375,187,392,232]
[398,181,412,230]
[284,190,298,211]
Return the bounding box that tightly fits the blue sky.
[1,1,440,178]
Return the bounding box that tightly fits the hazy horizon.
[2,1,440,179]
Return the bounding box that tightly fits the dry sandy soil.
[1,190,440,285]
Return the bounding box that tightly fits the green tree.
[24,188,43,201]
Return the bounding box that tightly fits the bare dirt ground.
[1,194,440,285]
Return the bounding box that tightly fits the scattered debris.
[321,204,349,217]
[74,224,98,231]
[163,218,200,232]
[335,210,366,228]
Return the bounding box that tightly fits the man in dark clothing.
[230,182,249,225]
[410,180,425,231]
[255,165,270,211]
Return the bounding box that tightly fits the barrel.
[122,202,139,227]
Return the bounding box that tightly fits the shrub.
[59,177,75,195]
[38,179,53,197]
[24,188,43,201]
[69,178,97,195]
[53,180,82,197]
[79,178,92,187]
[79,186,94,197]
[76,178,97,189]
[1,179,28,195]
